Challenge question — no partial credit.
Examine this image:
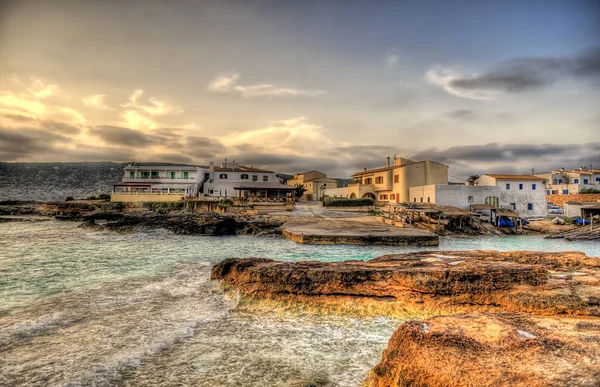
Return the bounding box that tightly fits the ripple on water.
[0,220,598,386]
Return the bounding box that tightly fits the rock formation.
[211,250,600,386]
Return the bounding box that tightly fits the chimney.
[386,157,390,168]
[364,168,367,171]
[580,166,584,172]
[560,167,565,173]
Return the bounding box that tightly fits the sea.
[1,220,599,386]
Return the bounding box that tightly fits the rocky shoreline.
[212,250,600,386]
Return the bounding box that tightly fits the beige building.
[536,167,600,195]
[349,156,448,203]
[287,170,339,200]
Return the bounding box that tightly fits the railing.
[122,177,193,183]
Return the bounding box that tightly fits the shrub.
[580,188,600,194]
[323,198,374,207]
[219,199,234,207]
[86,196,97,200]
[143,201,184,213]
[65,196,74,202]
[98,193,111,200]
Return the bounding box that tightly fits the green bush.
[323,198,374,207]
[65,196,74,202]
[580,188,600,194]
[143,201,184,213]
[98,193,111,200]
[219,199,234,207]
[86,196,97,200]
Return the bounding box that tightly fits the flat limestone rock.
[281,218,439,246]
[363,313,600,387]
[211,254,548,297]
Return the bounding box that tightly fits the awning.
[233,182,296,191]
[470,204,496,210]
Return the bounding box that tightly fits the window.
[420,197,423,202]
[241,174,249,180]
[527,203,533,211]
[413,197,417,202]
[584,179,589,184]
[596,177,600,182]
[151,171,159,179]
[510,203,516,210]
[390,194,395,200]
[219,174,228,179]
[563,189,568,194]
[365,178,372,184]
[574,178,579,183]
[427,197,430,202]
[532,184,536,190]
[558,179,563,184]
[380,194,387,200]
[547,190,550,194]
[519,183,523,190]
[183,171,189,179]
[252,175,258,181]
[129,171,135,179]
[506,183,511,189]
[553,179,558,185]
[375,176,383,184]
[170,171,176,179]
[141,171,150,179]
[468,196,474,203]
[394,175,399,183]
[263,176,268,182]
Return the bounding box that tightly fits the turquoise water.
[1,220,598,386]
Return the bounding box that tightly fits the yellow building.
[287,170,339,200]
[349,156,448,203]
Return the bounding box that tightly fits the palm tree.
[294,184,307,199]
[467,175,480,185]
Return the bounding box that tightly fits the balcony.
[122,177,195,184]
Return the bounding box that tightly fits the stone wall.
[547,193,600,207]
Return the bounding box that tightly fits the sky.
[0,0,599,180]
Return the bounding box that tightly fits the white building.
[477,174,547,218]
[408,184,502,210]
[202,160,295,200]
[112,162,205,201]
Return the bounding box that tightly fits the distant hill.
[0,162,125,201]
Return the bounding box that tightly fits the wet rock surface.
[212,250,600,386]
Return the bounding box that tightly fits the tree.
[294,184,307,198]
[467,175,480,185]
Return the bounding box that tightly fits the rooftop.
[351,159,448,177]
[233,182,295,190]
[484,174,546,181]
[126,162,200,168]
[214,165,274,173]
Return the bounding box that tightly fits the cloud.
[26,78,61,99]
[408,142,600,179]
[82,94,111,110]
[118,89,183,130]
[0,127,70,160]
[207,73,325,97]
[427,46,600,100]
[90,125,159,147]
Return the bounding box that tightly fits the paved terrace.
[280,202,439,246]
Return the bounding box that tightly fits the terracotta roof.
[484,174,545,181]
[214,165,274,173]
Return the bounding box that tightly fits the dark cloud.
[448,109,477,119]
[0,127,69,160]
[0,114,82,134]
[449,46,600,93]
[184,136,226,159]
[409,143,600,180]
[40,120,81,135]
[152,153,194,164]
[91,125,158,146]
